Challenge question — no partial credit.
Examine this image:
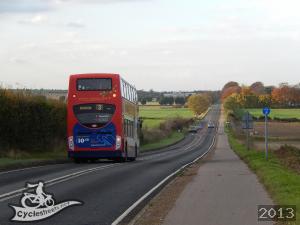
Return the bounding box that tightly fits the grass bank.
[246,108,300,119]
[226,127,300,224]
[0,150,67,171]
[141,131,184,152]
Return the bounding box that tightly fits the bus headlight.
[68,136,74,151]
[116,135,122,150]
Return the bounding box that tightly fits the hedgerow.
[0,89,66,155]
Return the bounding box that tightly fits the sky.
[0,0,300,91]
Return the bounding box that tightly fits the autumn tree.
[222,81,239,93]
[221,86,241,101]
[271,84,300,107]
[187,94,210,116]
[250,82,265,95]
[258,94,272,107]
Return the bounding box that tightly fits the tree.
[271,85,300,107]
[222,81,239,93]
[175,97,185,105]
[140,98,147,105]
[187,94,210,116]
[221,86,241,101]
[258,94,272,107]
[250,82,265,95]
[223,93,241,113]
[159,96,174,105]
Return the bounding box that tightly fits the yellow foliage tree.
[187,94,210,116]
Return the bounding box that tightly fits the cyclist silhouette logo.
[10,181,82,222]
[21,182,55,209]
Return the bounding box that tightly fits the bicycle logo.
[10,181,82,222]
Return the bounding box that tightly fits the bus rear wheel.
[73,158,87,163]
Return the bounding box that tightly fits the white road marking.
[0,163,119,202]
[111,128,218,225]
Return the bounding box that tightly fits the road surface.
[0,106,220,225]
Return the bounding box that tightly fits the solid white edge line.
[111,128,218,225]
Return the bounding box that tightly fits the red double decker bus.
[67,73,139,162]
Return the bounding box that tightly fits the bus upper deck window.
[77,78,112,91]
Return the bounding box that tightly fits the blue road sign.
[262,107,271,116]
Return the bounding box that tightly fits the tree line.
[222,81,300,114]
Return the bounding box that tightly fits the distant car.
[188,126,198,133]
[207,122,215,128]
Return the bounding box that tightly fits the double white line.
[0,163,119,202]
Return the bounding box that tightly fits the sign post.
[262,107,271,160]
[242,111,253,150]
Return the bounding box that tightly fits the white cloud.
[66,20,85,28]
[18,14,47,25]
[9,57,28,64]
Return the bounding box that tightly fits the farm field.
[254,122,300,138]
[140,106,193,119]
[246,108,300,119]
[140,106,194,128]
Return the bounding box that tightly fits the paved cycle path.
[163,112,274,225]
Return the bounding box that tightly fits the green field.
[226,127,300,224]
[246,108,300,119]
[140,106,194,128]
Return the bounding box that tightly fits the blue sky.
[0,0,300,90]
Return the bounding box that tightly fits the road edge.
[112,123,218,225]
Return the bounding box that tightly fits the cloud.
[66,21,86,28]
[0,0,53,14]
[0,0,150,14]
[18,14,47,25]
[9,57,28,64]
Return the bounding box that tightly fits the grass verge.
[0,150,67,171]
[141,131,184,152]
[226,127,300,225]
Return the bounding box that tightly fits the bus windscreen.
[77,78,112,91]
[73,103,115,128]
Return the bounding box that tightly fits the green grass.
[142,119,164,128]
[141,131,184,152]
[140,106,194,128]
[0,150,67,171]
[226,128,300,224]
[246,108,300,119]
[140,106,193,119]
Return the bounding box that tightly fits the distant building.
[163,92,194,98]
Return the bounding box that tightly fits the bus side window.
[122,81,125,97]
[126,84,129,101]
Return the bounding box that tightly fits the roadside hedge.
[0,89,66,155]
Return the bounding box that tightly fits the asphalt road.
[0,105,220,225]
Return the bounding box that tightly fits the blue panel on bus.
[73,123,116,148]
